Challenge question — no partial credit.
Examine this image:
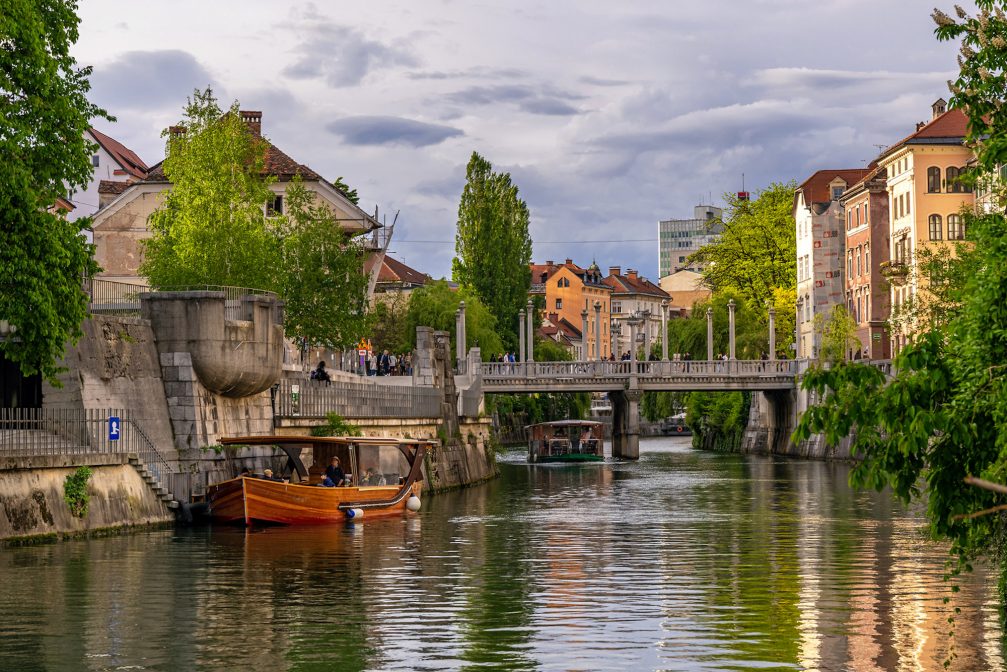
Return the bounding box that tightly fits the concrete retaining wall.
[0,454,173,543]
[740,389,854,461]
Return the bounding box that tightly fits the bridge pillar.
[611,387,642,459]
[768,304,776,360]
[661,299,669,361]
[594,300,602,360]
[706,307,714,360]
[526,300,535,364]
[728,299,736,360]
[581,309,589,361]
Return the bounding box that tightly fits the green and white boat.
[527,420,604,463]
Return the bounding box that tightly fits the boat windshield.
[355,443,410,486]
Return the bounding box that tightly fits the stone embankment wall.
[0,454,173,543]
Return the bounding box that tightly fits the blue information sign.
[109,416,121,441]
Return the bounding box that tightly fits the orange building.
[530,259,613,359]
[874,99,974,352]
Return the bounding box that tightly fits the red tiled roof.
[879,108,969,161]
[89,127,148,179]
[602,272,669,298]
[377,255,431,286]
[97,180,132,195]
[796,169,871,207]
[142,140,325,185]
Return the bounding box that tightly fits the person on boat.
[362,467,387,486]
[579,428,593,451]
[320,475,337,487]
[239,467,251,477]
[262,469,284,482]
[325,457,346,486]
[310,360,331,384]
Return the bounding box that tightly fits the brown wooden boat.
[207,435,433,526]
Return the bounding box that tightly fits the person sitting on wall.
[325,456,346,486]
[310,360,331,384]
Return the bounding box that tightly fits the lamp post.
[728,299,736,360]
[661,299,669,361]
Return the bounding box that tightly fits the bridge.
[479,359,801,393]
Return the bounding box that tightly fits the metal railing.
[85,279,278,322]
[0,407,174,491]
[274,379,442,419]
[85,278,147,316]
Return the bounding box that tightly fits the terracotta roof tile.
[89,127,148,179]
[879,108,969,161]
[602,272,669,298]
[377,256,431,286]
[796,168,871,207]
[97,180,132,195]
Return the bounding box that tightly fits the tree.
[277,179,370,349]
[812,305,859,363]
[0,0,108,381]
[797,2,1007,596]
[404,280,503,358]
[690,183,798,309]
[141,89,277,290]
[368,292,412,354]
[453,152,532,348]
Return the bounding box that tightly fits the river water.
[1,437,1004,671]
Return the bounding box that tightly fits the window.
[267,194,283,216]
[678,256,686,262]
[948,214,964,240]
[928,214,942,240]
[555,298,563,309]
[847,253,853,279]
[906,194,910,215]
[91,155,100,168]
[832,186,844,200]
[857,248,862,276]
[612,301,621,314]
[928,166,941,192]
[864,246,870,274]
[947,166,961,193]
[855,208,861,227]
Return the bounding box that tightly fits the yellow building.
[875,99,974,352]
[530,259,613,359]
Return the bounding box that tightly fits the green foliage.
[310,412,362,438]
[405,280,503,358]
[453,151,533,349]
[0,0,107,381]
[641,391,686,422]
[332,176,359,205]
[489,337,589,424]
[663,290,771,360]
[368,293,412,354]
[813,305,860,364]
[690,183,797,308]
[533,338,572,362]
[63,466,92,518]
[686,392,750,451]
[277,179,370,348]
[799,2,1007,593]
[141,89,278,290]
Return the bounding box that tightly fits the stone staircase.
[127,454,179,510]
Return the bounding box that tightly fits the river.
[0,436,1003,671]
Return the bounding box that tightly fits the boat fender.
[345,508,365,519]
[406,495,421,512]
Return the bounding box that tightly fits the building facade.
[795,169,870,359]
[69,128,149,231]
[658,269,711,313]
[839,167,891,359]
[658,205,723,278]
[529,259,613,359]
[91,111,382,288]
[603,267,670,357]
[874,100,974,353]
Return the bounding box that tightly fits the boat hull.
[208,477,421,525]
[530,453,604,463]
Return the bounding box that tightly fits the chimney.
[240,110,262,137]
[916,121,926,131]
[565,258,573,265]
[168,125,186,138]
[609,266,621,276]
[548,312,559,324]
[627,269,638,280]
[545,260,554,266]
[932,98,947,120]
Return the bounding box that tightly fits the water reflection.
[0,438,1003,671]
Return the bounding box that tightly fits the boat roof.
[525,420,603,429]
[219,435,436,447]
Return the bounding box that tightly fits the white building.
[794,169,869,359]
[69,128,148,224]
[658,205,722,278]
[604,267,670,357]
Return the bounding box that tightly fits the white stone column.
[706,307,714,361]
[455,307,463,368]
[581,309,590,361]
[594,300,602,360]
[728,299,736,360]
[661,299,669,361]
[526,300,535,364]
[519,310,526,363]
[768,303,776,361]
[459,300,467,373]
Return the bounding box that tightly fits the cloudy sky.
[75,0,966,281]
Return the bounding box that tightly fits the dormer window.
[831,186,844,200]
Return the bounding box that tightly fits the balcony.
[879,261,910,286]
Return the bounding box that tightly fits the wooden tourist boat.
[527,420,604,463]
[207,435,433,525]
[660,413,692,437]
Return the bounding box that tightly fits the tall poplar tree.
[0,0,108,381]
[453,152,532,347]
